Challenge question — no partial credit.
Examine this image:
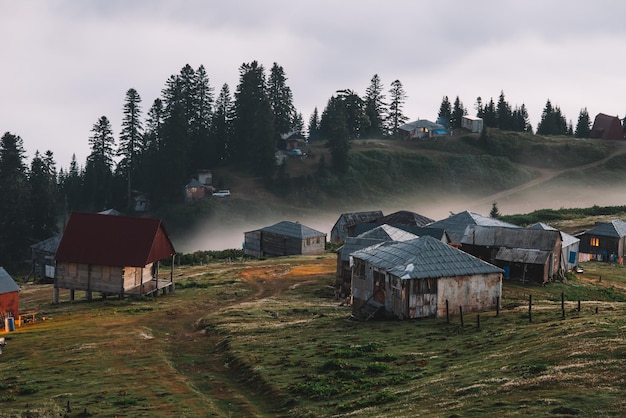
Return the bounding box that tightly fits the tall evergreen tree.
[84,116,115,210]
[189,65,214,170]
[437,96,452,128]
[322,96,350,173]
[0,132,31,271]
[511,104,532,132]
[482,98,497,127]
[233,61,276,176]
[28,150,58,241]
[60,153,83,213]
[537,99,568,135]
[307,107,321,141]
[117,88,143,210]
[495,91,512,130]
[268,62,296,136]
[575,107,591,138]
[363,74,387,138]
[475,97,484,118]
[336,89,369,139]
[210,83,235,165]
[451,96,466,130]
[388,80,408,138]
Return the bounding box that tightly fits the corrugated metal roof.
[398,119,444,131]
[427,211,519,244]
[338,225,418,262]
[375,210,434,227]
[528,223,579,247]
[261,221,326,240]
[30,234,62,253]
[55,212,176,267]
[357,224,418,242]
[332,211,384,230]
[461,225,559,251]
[351,235,502,280]
[495,247,550,264]
[585,219,626,238]
[0,267,19,294]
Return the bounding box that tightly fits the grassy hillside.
[3,256,626,417]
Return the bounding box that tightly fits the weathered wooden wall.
[56,262,125,294]
[436,273,502,318]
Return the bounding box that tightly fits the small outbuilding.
[578,219,626,263]
[0,267,20,319]
[54,212,176,303]
[427,210,520,245]
[590,113,623,140]
[462,115,484,133]
[244,221,326,258]
[528,222,580,271]
[350,236,503,320]
[30,234,62,283]
[330,211,383,244]
[460,225,562,283]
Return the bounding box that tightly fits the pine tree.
[60,153,83,212]
[233,61,276,176]
[189,65,214,171]
[575,107,591,138]
[210,83,235,165]
[451,96,466,130]
[336,89,369,139]
[482,98,497,127]
[364,74,387,138]
[307,108,321,141]
[489,201,501,218]
[388,80,408,138]
[117,88,143,210]
[268,62,296,136]
[84,116,115,210]
[496,91,512,130]
[437,96,452,128]
[0,132,31,271]
[475,97,484,118]
[28,150,58,241]
[537,99,568,135]
[322,96,350,173]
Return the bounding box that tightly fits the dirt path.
[468,140,626,210]
[160,258,336,417]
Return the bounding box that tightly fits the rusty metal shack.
[350,236,503,320]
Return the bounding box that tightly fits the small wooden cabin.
[244,221,326,258]
[0,267,20,318]
[578,219,626,263]
[53,212,176,303]
[590,113,623,140]
[330,211,383,244]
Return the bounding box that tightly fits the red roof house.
[0,267,19,319]
[54,212,176,303]
[590,113,623,140]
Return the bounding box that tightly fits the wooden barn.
[350,236,502,320]
[53,212,176,303]
[244,221,326,258]
[330,211,383,244]
[590,113,623,140]
[0,267,20,319]
[578,219,626,264]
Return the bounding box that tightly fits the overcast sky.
[2,1,626,169]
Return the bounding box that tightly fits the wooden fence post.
[477,314,480,329]
[459,306,464,326]
[528,294,532,323]
[561,292,565,319]
[446,299,450,324]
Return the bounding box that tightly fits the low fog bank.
[172,182,626,253]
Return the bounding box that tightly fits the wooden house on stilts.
[53,212,176,304]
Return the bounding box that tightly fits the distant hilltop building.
[590,113,623,140]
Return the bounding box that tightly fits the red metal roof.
[55,212,176,267]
